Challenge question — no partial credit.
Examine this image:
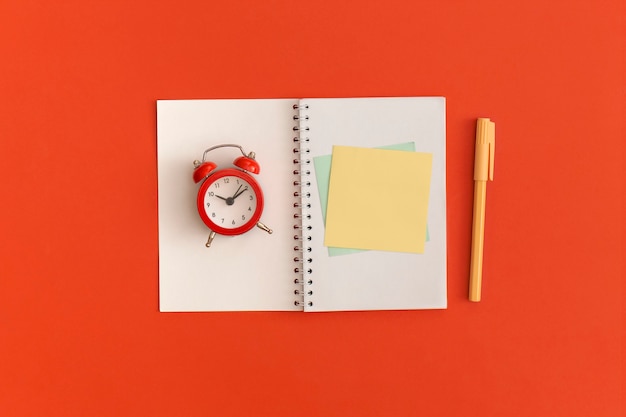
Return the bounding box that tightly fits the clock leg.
[256,221,273,234]
[205,230,216,248]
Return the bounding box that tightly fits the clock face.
[196,168,264,236]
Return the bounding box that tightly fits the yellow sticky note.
[324,146,433,254]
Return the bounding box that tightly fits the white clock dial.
[202,175,258,229]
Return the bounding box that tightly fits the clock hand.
[232,186,249,200]
[230,185,243,199]
[214,194,236,205]
[213,185,247,207]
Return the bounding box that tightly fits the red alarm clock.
[193,144,272,248]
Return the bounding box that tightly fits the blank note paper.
[324,145,433,254]
[313,142,422,256]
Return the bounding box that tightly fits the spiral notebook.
[157,97,447,312]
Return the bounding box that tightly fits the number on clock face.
[203,175,258,229]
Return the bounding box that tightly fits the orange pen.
[469,118,495,302]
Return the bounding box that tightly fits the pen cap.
[474,118,495,181]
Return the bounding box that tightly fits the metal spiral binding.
[292,103,314,308]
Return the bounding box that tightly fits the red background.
[0,1,623,416]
